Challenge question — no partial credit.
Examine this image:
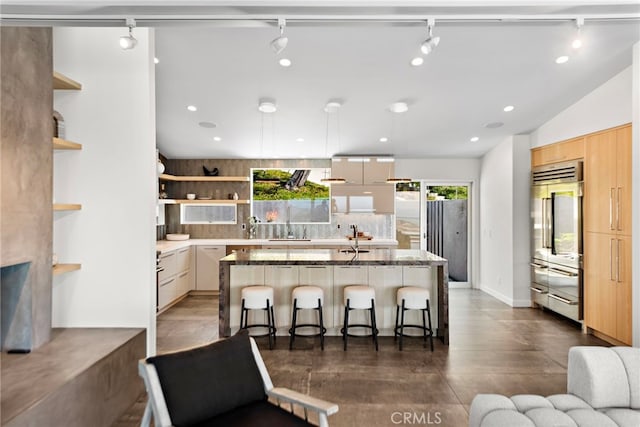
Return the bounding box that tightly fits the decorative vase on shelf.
[157,159,165,175]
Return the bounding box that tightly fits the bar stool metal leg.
[370,299,379,352]
[289,299,298,350]
[318,298,325,351]
[427,299,434,352]
[343,300,350,351]
[266,298,273,350]
[399,299,406,351]
[394,305,400,341]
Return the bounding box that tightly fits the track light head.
[120,18,137,50]
[572,17,584,49]
[270,18,288,54]
[420,19,440,55]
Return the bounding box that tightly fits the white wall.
[478,139,514,302]
[52,28,157,354]
[530,66,633,148]
[477,136,531,306]
[396,158,480,289]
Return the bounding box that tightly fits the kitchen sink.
[339,249,370,253]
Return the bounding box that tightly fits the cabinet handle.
[530,286,547,294]
[617,187,622,231]
[179,272,188,278]
[179,248,189,253]
[161,252,175,259]
[617,239,622,283]
[530,262,548,269]
[549,267,577,277]
[610,238,615,281]
[609,188,615,230]
[549,293,577,305]
[273,266,293,269]
[204,247,221,251]
[303,266,328,269]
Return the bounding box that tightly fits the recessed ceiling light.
[296,137,304,142]
[213,136,222,142]
[470,136,479,142]
[572,39,583,49]
[187,105,197,112]
[154,57,159,64]
[379,137,389,143]
[556,55,569,64]
[388,102,409,113]
[258,101,277,113]
[485,122,504,129]
[279,58,292,67]
[503,105,515,112]
[324,101,342,113]
[198,121,216,128]
[410,57,424,67]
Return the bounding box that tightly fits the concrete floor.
[114,289,608,427]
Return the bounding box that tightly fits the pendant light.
[321,101,345,184]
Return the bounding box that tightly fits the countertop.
[156,238,398,254]
[219,249,446,265]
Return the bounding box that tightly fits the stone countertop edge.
[219,249,447,265]
[156,238,399,254]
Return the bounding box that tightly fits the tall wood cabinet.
[583,124,632,345]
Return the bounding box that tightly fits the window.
[180,203,237,224]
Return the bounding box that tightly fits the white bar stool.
[341,285,378,351]
[240,285,277,350]
[289,286,326,350]
[394,286,434,351]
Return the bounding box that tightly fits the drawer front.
[548,292,579,321]
[530,284,549,307]
[176,247,191,273]
[158,251,177,282]
[158,276,177,310]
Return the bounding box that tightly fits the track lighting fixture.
[572,17,584,49]
[270,18,288,54]
[119,18,137,50]
[420,19,440,55]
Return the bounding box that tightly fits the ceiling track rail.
[1,13,639,27]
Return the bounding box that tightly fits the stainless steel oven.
[531,161,583,321]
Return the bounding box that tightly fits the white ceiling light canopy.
[324,100,342,113]
[270,18,288,54]
[420,18,440,55]
[572,17,585,49]
[388,102,409,113]
[119,17,137,50]
[258,98,277,113]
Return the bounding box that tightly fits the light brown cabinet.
[584,125,631,235]
[583,123,632,345]
[531,136,584,167]
[584,232,632,344]
[196,245,225,291]
[331,184,395,214]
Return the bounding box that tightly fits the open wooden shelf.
[174,199,249,204]
[53,137,82,150]
[53,263,81,275]
[159,173,249,182]
[53,203,82,211]
[53,71,82,90]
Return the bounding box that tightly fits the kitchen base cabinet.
[403,266,438,333]
[299,266,334,329]
[196,245,225,291]
[368,266,402,332]
[584,232,632,345]
[158,276,178,311]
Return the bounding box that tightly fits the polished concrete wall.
[0,27,53,350]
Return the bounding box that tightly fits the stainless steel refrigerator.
[530,161,583,321]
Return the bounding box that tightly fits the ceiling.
[2,2,640,159]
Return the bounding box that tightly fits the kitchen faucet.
[350,224,359,255]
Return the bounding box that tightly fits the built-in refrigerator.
[530,161,583,321]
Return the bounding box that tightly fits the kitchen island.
[219,249,449,344]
